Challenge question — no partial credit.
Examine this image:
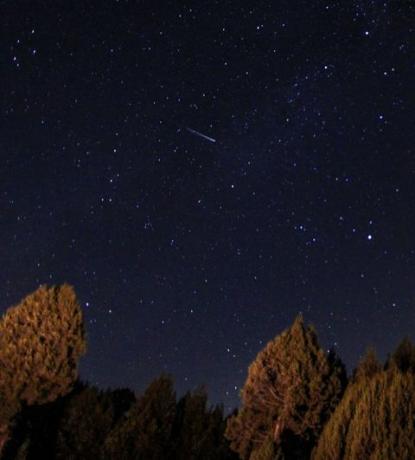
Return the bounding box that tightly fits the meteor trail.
[186,127,216,143]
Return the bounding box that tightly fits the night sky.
[1,1,415,410]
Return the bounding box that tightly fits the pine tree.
[0,285,86,451]
[352,347,382,382]
[171,387,237,460]
[1,381,135,460]
[312,368,415,460]
[103,375,176,459]
[172,387,212,459]
[249,435,280,460]
[2,385,74,460]
[55,385,127,459]
[225,316,346,459]
[314,340,415,460]
[387,337,415,373]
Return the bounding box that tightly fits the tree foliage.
[314,339,415,460]
[249,435,280,460]
[312,367,415,460]
[1,382,135,460]
[55,385,135,459]
[352,347,382,383]
[226,316,347,459]
[103,375,177,459]
[171,387,237,460]
[0,285,86,450]
[3,283,415,459]
[386,337,415,373]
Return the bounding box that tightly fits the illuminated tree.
[248,435,279,460]
[352,347,382,383]
[314,340,415,460]
[225,316,346,459]
[0,284,86,450]
[312,369,415,460]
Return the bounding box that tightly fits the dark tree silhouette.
[103,375,177,459]
[171,387,237,459]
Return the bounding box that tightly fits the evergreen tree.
[171,387,237,460]
[209,407,240,460]
[2,382,135,460]
[103,375,176,459]
[2,387,74,460]
[55,385,135,459]
[0,285,86,451]
[172,387,212,459]
[249,435,280,460]
[226,316,346,459]
[352,347,382,382]
[387,337,415,373]
[313,368,415,460]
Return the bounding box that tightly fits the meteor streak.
[186,127,216,143]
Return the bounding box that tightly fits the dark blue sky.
[1,0,414,410]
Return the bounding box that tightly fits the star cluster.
[1,0,415,409]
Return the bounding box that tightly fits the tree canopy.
[313,367,415,460]
[1,284,415,459]
[226,316,346,459]
[0,285,86,450]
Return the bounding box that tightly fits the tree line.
[0,284,414,459]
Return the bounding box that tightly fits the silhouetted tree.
[0,285,86,452]
[171,387,237,460]
[2,382,135,460]
[55,385,135,459]
[226,316,347,459]
[103,375,176,459]
[386,337,415,373]
[2,385,77,460]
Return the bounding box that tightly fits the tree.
[249,435,280,460]
[0,285,86,450]
[386,337,415,373]
[352,347,382,383]
[55,384,135,459]
[171,387,237,460]
[312,369,415,460]
[225,316,346,459]
[103,375,176,459]
[1,381,135,460]
[172,387,214,459]
[2,385,74,460]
